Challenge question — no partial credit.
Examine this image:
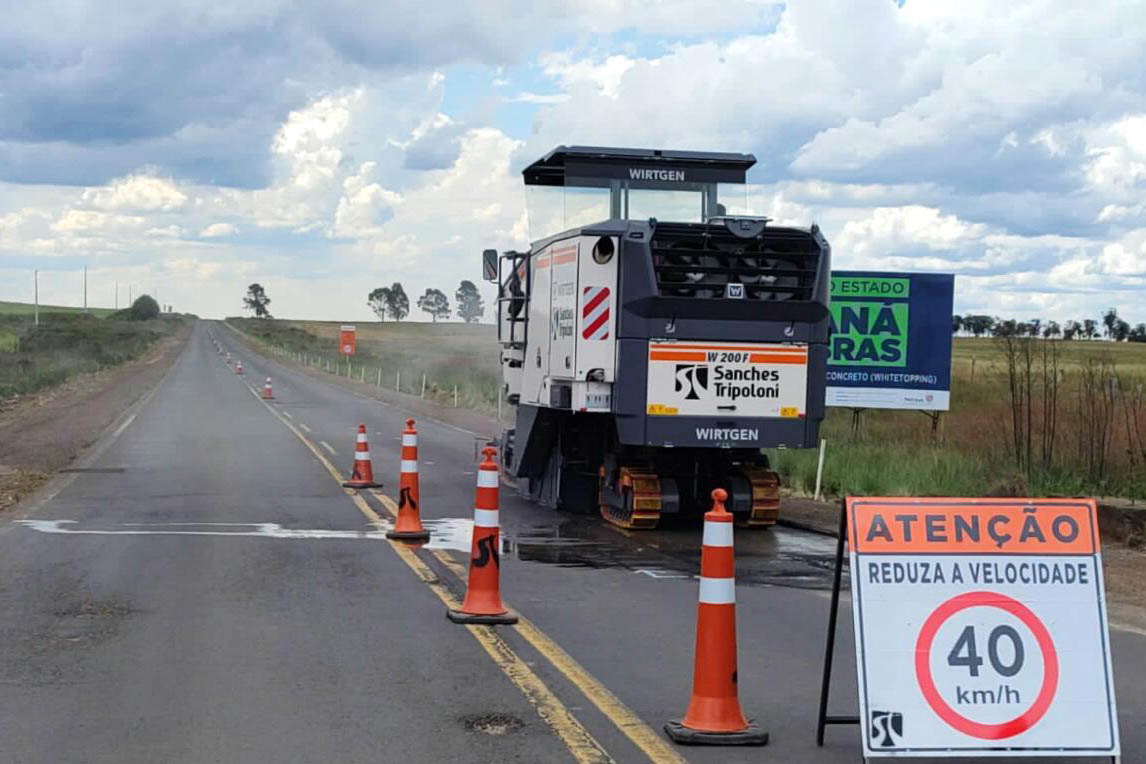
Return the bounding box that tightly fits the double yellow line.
[249,385,685,764]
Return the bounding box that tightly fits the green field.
[0,300,115,318]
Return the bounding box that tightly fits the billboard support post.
[813,439,827,502]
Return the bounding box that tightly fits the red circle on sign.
[914,590,1058,740]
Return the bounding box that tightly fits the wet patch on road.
[425,512,845,590]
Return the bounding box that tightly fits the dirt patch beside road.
[0,322,191,511]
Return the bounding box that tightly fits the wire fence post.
[377,367,382,387]
[420,374,426,399]
[360,366,365,383]
[453,385,458,407]
[396,370,400,392]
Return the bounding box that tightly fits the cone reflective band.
[235,360,243,375]
[665,488,768,746]
[387,419,430,541]
[341,423,382,489]
[448,446,517,625]
[262,377,274,399]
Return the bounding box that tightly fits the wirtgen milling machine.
[484,146,830,529]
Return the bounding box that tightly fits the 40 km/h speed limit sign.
[848,498,1119,757]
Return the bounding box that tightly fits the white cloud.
[51,209,145,234]
[332,162,402,238]
[80,173,188,212]
[509,92,572,104]
[539,52,636,98]
[200,222,239,238]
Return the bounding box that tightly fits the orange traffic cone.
[448,446,517,625]
[341,424,382,489]
[386,419,430,541]
[262,377,274,399]
[235,360,243,375]
[664,488,768,746]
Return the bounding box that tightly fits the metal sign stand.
[815,499,860,749]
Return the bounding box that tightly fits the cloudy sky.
[1,0,1144,322]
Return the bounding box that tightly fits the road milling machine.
[483,146,830,529]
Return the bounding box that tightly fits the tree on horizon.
[367,286,391,320]
[243,283,271,318]
[455,280,484,323]
[416,288,450,322]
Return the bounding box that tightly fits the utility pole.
[129,285,133,304]
[115,281,119,309]
[34,270,39,326]
[83,265,88,313]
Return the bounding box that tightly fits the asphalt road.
[1,321,1142,763]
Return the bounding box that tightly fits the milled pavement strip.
[243,382,614,764]
[226,326,685,764]
[371,491,686,764]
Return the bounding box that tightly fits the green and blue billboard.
[826,272,954,410]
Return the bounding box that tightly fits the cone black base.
[342,481,382,489]
[386,528,430,541]
[447,608,518,625]
[663,722,769,746]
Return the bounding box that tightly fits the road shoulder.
[0,321,192,513]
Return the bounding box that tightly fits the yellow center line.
[370,497,686,764]
[247,385,612,764]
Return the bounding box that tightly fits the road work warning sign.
[339,325,356,356]
[847,497,1119,757]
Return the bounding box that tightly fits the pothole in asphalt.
[461,712,524,736]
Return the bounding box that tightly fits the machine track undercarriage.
[597,462,783,531]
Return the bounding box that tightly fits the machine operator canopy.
[521,146,766,243]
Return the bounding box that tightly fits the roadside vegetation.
[771,337,1146,502]
[226,317,502,415]
[0,297,188,402]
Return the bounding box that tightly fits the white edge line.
[319,440,337,455]
[299,423,312,433]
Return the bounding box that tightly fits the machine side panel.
[548,241,579,381]
[520,243,553,405]
[575,235,619,382]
